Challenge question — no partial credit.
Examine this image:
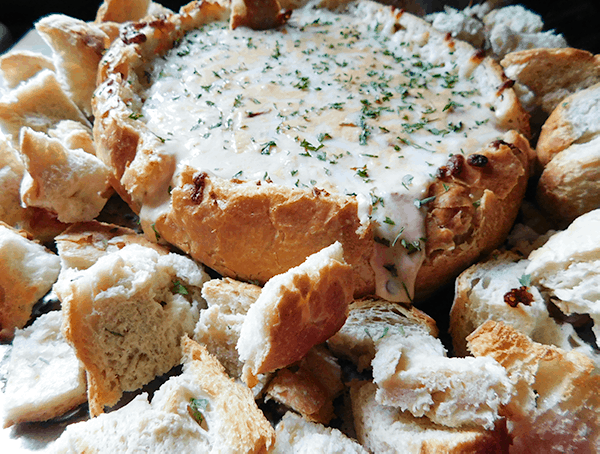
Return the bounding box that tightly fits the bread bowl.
[93,0,532,303]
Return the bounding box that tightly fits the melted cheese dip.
[140,2,507,302]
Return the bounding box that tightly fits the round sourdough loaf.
[93,0,531,302]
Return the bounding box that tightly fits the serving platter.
[1,0,599,451]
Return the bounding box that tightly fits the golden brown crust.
[416,131,532,299]
[265,345,343,424]
[162,169,374,293]
[94,0,531,302]
[240,244,355,386]
[95,0,151,23]
[536,144,600,228]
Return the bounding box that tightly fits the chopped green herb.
[518,274,532,287]
[172,280,189,295]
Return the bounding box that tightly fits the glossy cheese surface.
[140,2,508,301]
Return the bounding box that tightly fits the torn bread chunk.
[450,250,598,364]
[52,337,275,453]
[483,5,567,60]
[193,278,261,380]
[467,320,600,453]
[55,243,209,416]
[55,220,162,273]
[35,15,114,117]
[526,209,600,343]
[0,69,89,147]
[371,328,512,429]
[0,50,55,89]
[265,344,344,425]
[237,242,354,387]
[0,222,61,341]
[351,381,511,454]
[0,134,68,241]
[18,128,111,223]
[501,48,600,115]
[2,311,86,428]
[271,411,367,454]
[47,120,96,156]
[327,297,438,372]
[95,0,151,23]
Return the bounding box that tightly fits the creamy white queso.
[140,2,508,302]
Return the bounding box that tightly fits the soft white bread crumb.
[237,241,354,387]
[0,69,89,147]
[271,411,367,454]
[450,250,596,362]
[426,6,486,49]
[52,337,275,453]
[467,321,600,453]
[483,5,567,59]
[18,128,111,223]
[193,278,260,379]
[371,329,512,429]
[0,222,61,340]
[526,209,600,341]
[351,381,511,453]
[0,50,55,89]
[327,297,438,372]
[265,344,344,424]
[55,243,209,416]
[2,311,86,428]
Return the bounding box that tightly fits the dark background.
[1,1,600,54]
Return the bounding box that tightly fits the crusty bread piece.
[238,242,354,387]
[371,327,512,429]
[18,128,111,223]
[483,5,567,60]
[449,250,598,362]
[536,82,600,166]
[0,69,90,147]
[265,344,344,424]
[2,311,86,428]
[426,5,487,49]
[154,336,276,453]
[271,411,367,454]
[47,120,96,156]
[351,381,511,454]
[0,135,67,242]
[193,277,260,379]
[327,296,438,372]
[501,48,600,115]
[52,337,275,453]
[55,243,209,416]
[536,137,600,227]
[0,50,55,89]
[467,321,600,453]
[55,220,165,273]
[0,136,27,228]
[525,209,600,343]
[94,0,531,303]
[95,0,151,23]
[0,222,61,341]
[35,15,114,117]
